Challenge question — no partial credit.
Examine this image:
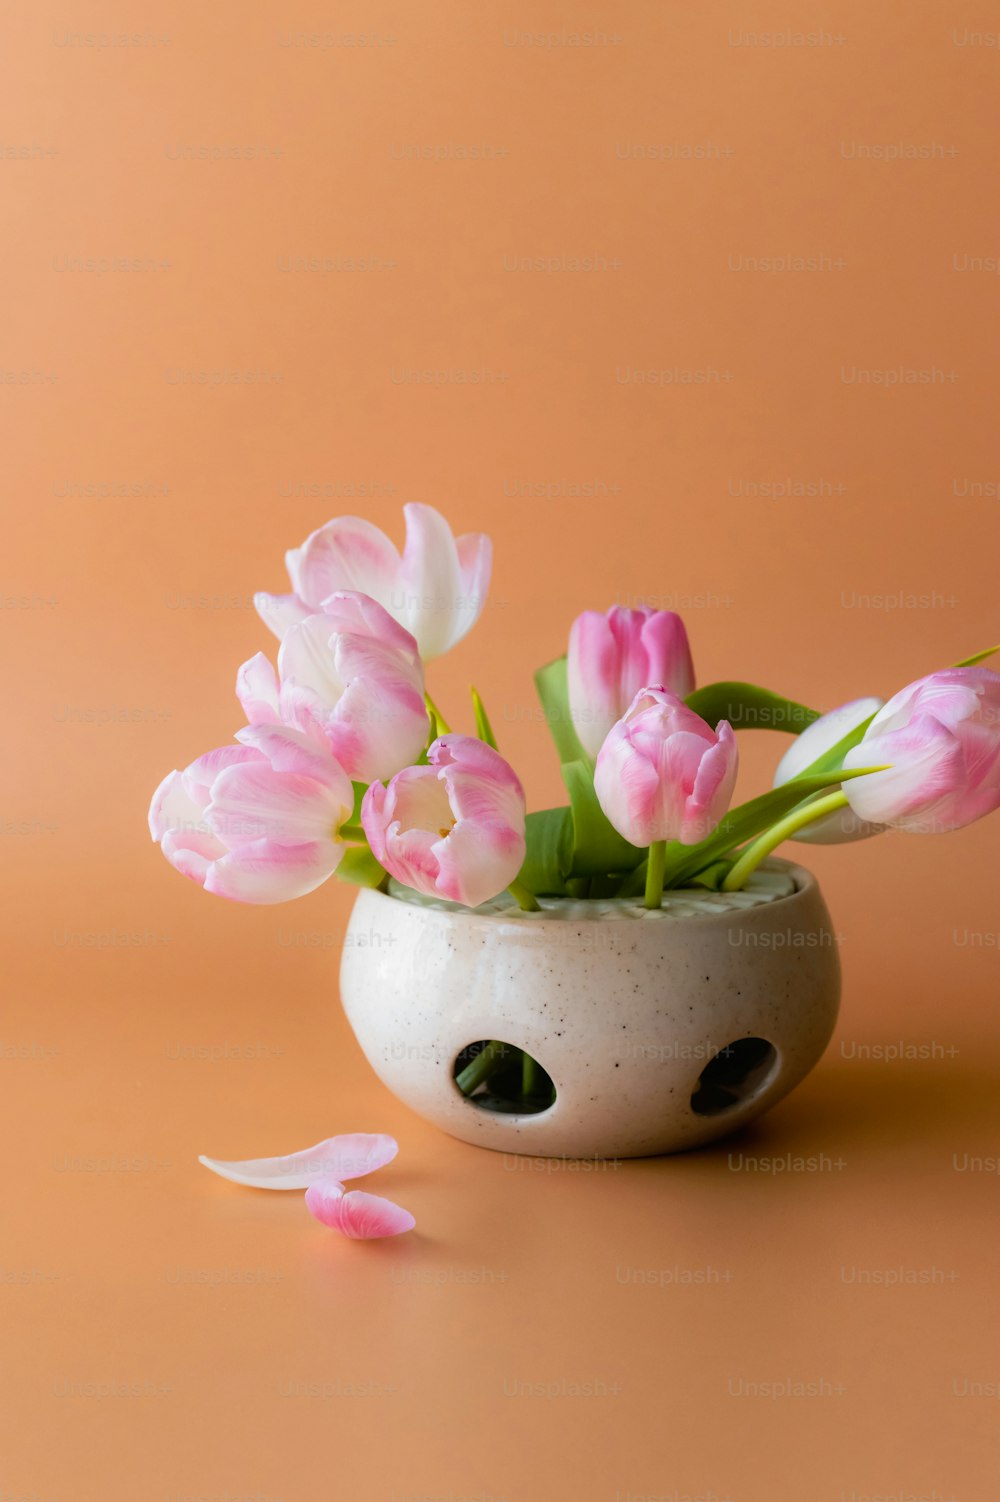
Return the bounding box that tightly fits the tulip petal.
[160,826,227,885]
[199,1133,399,1190]
[148,769,204,841]
[433,818,525,907]
[321,589,422,664]
[287,517,400,613]
[206,761,345,846]
[305,1181,416,1238]
[773,697,886,844]
[430,736,526,826]
[681,722,739,844]
[397,503,464,659]
[327,674,429,783]
[204,837,343,903]
[774,697,885,785]
[277,614,346,704]
[237,652,281,726]
[235,722,353,804]
[454,530,493,646]
[642,610,695,698]
[254,591,311,641]
[182,745,262,805]
[568,611,620,758]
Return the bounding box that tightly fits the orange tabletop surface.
[3,3,999,1498]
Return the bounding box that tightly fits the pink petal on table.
[198,1133,399,1189]
[305,1180,416,1238]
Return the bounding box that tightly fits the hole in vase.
[689,1036,778,1117]
[453,1040,556,1116]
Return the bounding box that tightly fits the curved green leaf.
[470,685,499,750]
[534,655,590,766]
[953,644,999,668]
[685,681,820,734]
[519,808,573,896]
[561,760,644,877]
[336,846,388,890]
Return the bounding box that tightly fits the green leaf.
[349,781,367,822]
[687,859,734,891]
[424,691,451,739]
[470,685,499,749]
[797,715,878,780]
[335,846,388,889]
[534,656,590,766]
[953,644,999,668]
[519,808,573,896]
[561,759,644,877]
[685,681,820,734]
[662,766,882,888]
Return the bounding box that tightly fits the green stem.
[337,822,367,843]
[456,1040,508,1095]
[521,1051,539,1098]
[507,876,541,912]
[722,791,849,892]
[645,840,667,910]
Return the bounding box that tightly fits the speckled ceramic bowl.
[338,859,840,1158]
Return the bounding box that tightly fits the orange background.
[3,1,1000,1497]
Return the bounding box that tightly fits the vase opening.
[689,1036,778,1117]
[452,1040,556,1116]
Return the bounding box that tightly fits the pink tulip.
[594,688,738,847]
[254,503,492,661]
[842,667,1000,833]
[361,735,527,908]
[773,696,886,844]
[237,590,429,783]
[148,723,354,903]
[568,605,695,759]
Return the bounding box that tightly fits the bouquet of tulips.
[150,504,1000,914]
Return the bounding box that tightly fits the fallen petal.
[306,1181,416,1238]
[198,1133,398,1189]
[302,1178,345,1224]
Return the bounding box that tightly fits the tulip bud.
[568,606,695,759]
[594,688,738,848]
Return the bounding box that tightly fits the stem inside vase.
[453,1039,556,1114]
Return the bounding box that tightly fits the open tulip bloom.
[150,503,1000,1107]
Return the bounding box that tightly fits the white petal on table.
[198,1133,398,1189]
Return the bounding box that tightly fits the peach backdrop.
[3,2,999,1498]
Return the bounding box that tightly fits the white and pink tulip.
[255,503,492,661]
[237,589,429,784]
[842,667,1000,833]
[361,735,527,909]
[148,722,354,904]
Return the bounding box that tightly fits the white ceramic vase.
[339,859,840,1159]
